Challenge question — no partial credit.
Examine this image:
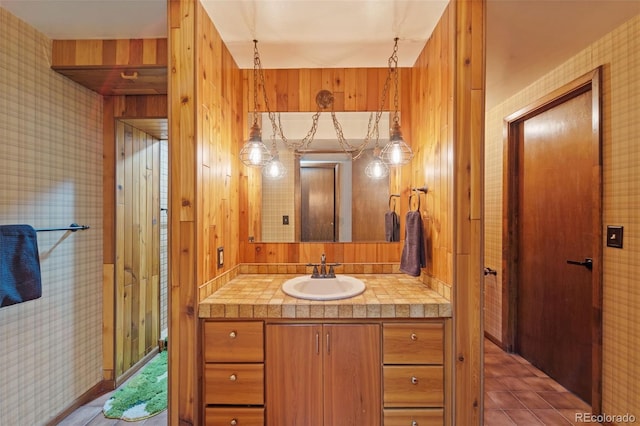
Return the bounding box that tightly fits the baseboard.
[484,331,506,350]
[115,347,160,387]
[47,348,161,425]
[46,379,114,426]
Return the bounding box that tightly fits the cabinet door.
[324,324,381,426]
[266,324,323,426]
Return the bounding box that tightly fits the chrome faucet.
[308,253,338,279]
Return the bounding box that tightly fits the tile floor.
[57,339,597,425]
[484,338,599,425]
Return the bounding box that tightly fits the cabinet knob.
[412,421,419,426]
[230,419,238,426]
[410,333,418,341]
[411,376,419,385]
[229,330,237,339]
[229,374,237,381]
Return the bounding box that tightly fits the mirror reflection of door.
[300,166,336,242]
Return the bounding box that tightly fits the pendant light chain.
[244,38,411,169]
[390,38,400,127]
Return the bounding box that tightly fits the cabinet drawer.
[204,363,264,405]
[383,366,443,407]
[383,323,443,365]
[204,321,264,362]
[383,408,444,426]
[205,407,264,426]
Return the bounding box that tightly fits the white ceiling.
[1,0,639,109]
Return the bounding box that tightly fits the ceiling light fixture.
[241,38,413,175]
[239,40,273,167]
[378,38,413,166]
[262,136,287,179]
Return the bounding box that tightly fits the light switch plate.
[217,247,224,267]
[606,226,623,248]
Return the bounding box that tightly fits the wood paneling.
[103,94,167,385]
[239,68,409,262]
[52,39,167,95]
[114,122,161,378]
[409,1,484,423]
[410,5,454,285]
[169,1,243,424]
[165,0,484,423]
[169,0,197,424]
[453,1,485,424]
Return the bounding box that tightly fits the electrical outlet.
[217,247,224,267]
[283,215,289,225]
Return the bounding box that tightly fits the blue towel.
[399,211,426,277]
[0,225,42,308]
[385,210,400,242]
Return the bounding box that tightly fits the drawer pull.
[229,373,237,381]
[230,419,238,426]
[412,421,418,426]
[410,333,418,341]
[411,376,419,385]
[229,330,237,339]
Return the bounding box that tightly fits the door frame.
[501,67,602,411]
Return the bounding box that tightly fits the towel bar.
[35,223,90,232]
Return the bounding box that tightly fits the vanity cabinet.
[202,319,447,426]
[203,321,265,426]
[266,323,381,426]
[382,322,445,425]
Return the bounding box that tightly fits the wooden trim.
[46,380,115,426]
[116,348,160,387]
[501,67,603,411]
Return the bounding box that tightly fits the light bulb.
[373,162,383,178]
[249,143,263,165]
[267,162,279,177]
[391,143,402,165]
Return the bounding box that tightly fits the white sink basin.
[281,275,366,301]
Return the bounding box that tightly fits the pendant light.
[262,137,287,179]
[365,148,390,179]
[240,40,273,167]
[379,38,413,166]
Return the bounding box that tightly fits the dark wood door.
[516,90,593,403]
[301,167,336,241]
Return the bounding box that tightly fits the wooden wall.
[114,121,161,378]
[168,1,243,423]
[103,95,167,384]
[166,0,484,423]
[410,1,485,423]
[454,1,485,424]
[410,5,455,289]
[239,67,412,263]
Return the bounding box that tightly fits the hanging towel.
[0,225,42,308]
[384,211,400,242]
[399,211,426,277]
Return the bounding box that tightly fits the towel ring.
[389,194,400,211]
[409,192,420,212]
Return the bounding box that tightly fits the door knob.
[566,257,593,270]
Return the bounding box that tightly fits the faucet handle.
[328,265,336,278]
[311,265,319,278]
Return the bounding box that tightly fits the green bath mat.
[103,351,168,421]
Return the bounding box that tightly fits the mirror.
[255,112,399,243]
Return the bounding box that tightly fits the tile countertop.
[199,274,451,319]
